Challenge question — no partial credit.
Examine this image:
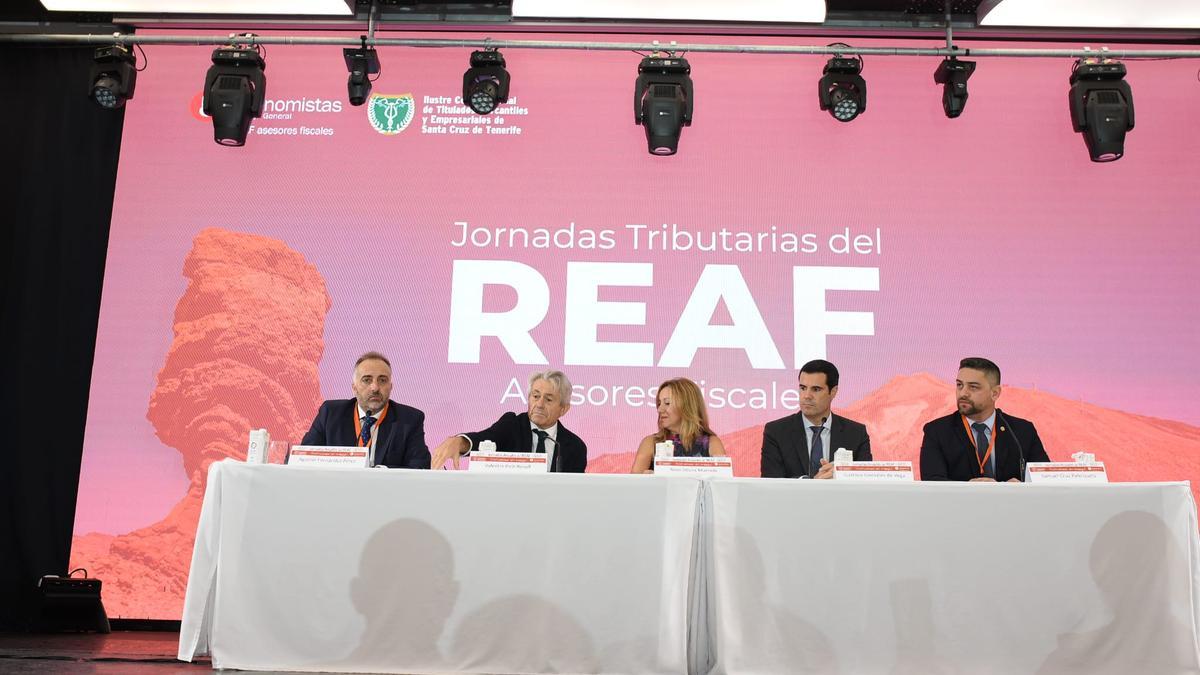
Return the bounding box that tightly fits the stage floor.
[0,630,563,674]
[0,631,210,673]
[0,630,434,674]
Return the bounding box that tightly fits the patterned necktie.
[809,425,824,478]
[361,415,376,447]
[533,428,549,454]
[972,422,992,478]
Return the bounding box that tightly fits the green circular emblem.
[367,93,415,135]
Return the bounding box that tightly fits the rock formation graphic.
[70,228,331,618]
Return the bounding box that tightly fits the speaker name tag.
[469,451,549,474]
[286,445,370,469]
[1025,462,1108,483]
[833,461,914,481]
[654,456,734,477]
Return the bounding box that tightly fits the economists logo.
[367,93,415,135]
[188,93,343,121]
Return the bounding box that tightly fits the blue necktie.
[809,425,824,478]
[973,422,992,478]
[361,415,376,446]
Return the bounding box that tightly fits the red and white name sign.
[1025,462,1109,483]
[469,451,549,474]
[286,445,369,469]
[654,456,734,478]
[833,461,915,482]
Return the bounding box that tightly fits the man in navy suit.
[300,351,430,469]
[919,357,1049,482]
[429,370,587,473]
[761,359,872,479]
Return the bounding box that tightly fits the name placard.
[654,456,734,478]
[469,451,549,474]
[287,445,369,469]
[1025,462,1109,483]
[833,461,914,482]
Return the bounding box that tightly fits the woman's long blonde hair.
[654,377,714,452]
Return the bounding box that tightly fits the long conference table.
[179,461,1200,674]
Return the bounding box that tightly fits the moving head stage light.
[934,57,975,118]
[818,55,866,122]
[344,46,380,106]
[634,56,693,156]
[203,47,267,147]
[1069,60,1134,162]
[89,45,137,109]
[463,49,510,115]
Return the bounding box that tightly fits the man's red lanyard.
[354,402,389,447]
[961,414,995,475]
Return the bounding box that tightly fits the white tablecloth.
[178,462,703,674]
[704,479,1200,675]
[179,464,1200,674]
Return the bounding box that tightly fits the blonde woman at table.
[630,377,726,474]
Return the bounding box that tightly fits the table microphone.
[996,410,1026,481]
[549,436,561,473]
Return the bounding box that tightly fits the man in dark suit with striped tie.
[761,359,872,479]
[919,357,1049,482]
[300,351,430,469]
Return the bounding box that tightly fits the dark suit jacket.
[761,412,872,478]
[464,412,588,474]
[300,398,430,469]
[919,408,1049,482]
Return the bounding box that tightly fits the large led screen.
[71,31,1200,619]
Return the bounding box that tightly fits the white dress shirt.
[532,421,560,469]
[357,404,383,466]
[805,414,832,467]
[967,411,997,475]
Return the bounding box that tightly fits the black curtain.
[0,42,124,630]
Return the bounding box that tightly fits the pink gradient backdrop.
[73,31,1199,616]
